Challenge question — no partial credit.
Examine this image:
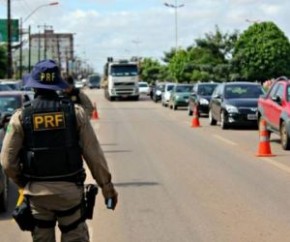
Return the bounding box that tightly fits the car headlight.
[175,95,181,100]
[199,98,209,105]
[225,104,239,113]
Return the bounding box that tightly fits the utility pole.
[38,24,53,60]
[19,18,23,78]
[28,25,31,72]
[7,0,13,78]
[164,0,184,51]
[38,30,41,61]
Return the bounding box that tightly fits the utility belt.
[12,184,98,232]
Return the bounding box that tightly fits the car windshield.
[175,85,194,93]
[139,83,148,88]
[166,85,175,91]
[89,76,100,84]
[0,96,21,112]
[197,84,217,95]
[110,65,138,77]
[0,84,13,91]
[157,84,165,91]
[224,84,264,99]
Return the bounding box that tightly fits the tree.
[232,21,290,82]
[168,49,193,83]
[168,26,239,82]
[139,58,163,83]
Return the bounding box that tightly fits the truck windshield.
[89,76,100,83]
[110,65,138,77]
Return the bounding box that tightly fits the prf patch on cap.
[33,112,66,131]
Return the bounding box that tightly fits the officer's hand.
[102,183,118,210]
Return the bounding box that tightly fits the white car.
[74,80,85,89]
[138,81,150,95]
[161,82,175,107]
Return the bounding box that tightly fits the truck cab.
[104,58,139,101]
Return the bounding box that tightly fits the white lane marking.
[261,157,290,175]
[213,134,237,146]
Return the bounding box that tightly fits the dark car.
[0,91,32,212]
[0,113,11,212]
[188,82,218,116]
[87,74,101,89]
[209,82,264,129]
[169,83,194,110]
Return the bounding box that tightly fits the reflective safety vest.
[20,97,84,182]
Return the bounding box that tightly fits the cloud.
[2,0,290,74]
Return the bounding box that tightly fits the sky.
[0,0,289,74]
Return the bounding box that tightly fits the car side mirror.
[272,95,282,105]
[212,94,220,99]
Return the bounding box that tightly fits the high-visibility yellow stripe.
[16,189,24,206]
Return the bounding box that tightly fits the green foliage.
[139,58,163,83]
[232,21,290,81]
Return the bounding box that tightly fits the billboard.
[0,19,19,42]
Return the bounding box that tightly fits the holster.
[12,196,35,231]
[84,184,98,219]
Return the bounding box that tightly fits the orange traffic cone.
[191,106,201,128]
[91,102,99,120]
[256,119,275,157]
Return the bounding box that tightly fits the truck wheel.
[280,121,290,150]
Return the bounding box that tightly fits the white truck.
[103,57,139,101]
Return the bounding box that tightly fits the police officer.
[63,75,94,118]
[1,59,118,242]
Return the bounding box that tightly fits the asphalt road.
[2,89,290,242]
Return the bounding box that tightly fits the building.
[29,29,74,74]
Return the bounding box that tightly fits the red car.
[257,76,290,150]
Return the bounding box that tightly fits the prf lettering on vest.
[40,72,55,82]
[33,112,66,131]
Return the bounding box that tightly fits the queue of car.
[149,77,290,151]
[151,81,265,128]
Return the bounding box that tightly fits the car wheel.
[280,121,290,150]
[220,110,229,129]
[173,104,177,110]
[0,176,8,212]
[188,106,193,116]
[209,109,217,125]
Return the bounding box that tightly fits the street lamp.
[164,1,184,51]
[245,19,260,24]
[20,2,59,77]
[22,2,59,23]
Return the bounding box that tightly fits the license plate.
[247,114,257,120]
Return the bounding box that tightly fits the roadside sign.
[0,19,19,42]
